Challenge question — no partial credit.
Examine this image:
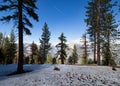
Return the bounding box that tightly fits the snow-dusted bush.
[53,66,60,71]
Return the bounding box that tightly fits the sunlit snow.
[0,64,120,86]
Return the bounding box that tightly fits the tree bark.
[94,32,97,63]
[61,40,64,64]
[84,33,87,64]
[107,28,111,65]
[97,0,100,65]
[17,0,24,73]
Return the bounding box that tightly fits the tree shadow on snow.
[0,64,54,81]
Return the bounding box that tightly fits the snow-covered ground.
[0,64,120,86]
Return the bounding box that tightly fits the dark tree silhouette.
[39,23,51,64]
[85,0,117,65]
[30,41,39,64]
[0,0,38,73]
[56,33,67,64]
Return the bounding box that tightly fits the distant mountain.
[23,38,94,64]
[24,43,31,56]
[22,38,120,65]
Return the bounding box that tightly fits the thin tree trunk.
[61,49,64,64]
[61,54,64,64]
[108,29,111,65]
[43,46,45,64]
[94,32,97,63]
[84,33,87,64]
[97,0,100,65]
[17,0,24,73]
[61,40,64,64]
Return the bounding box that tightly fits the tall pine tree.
[96,0,101,65]
[56,33,67,64]
[85,0,117,65]
[39,23,51,64]
[85,0,98,64]
[83,33,88,64]
[0,0,38,73]
[100,0,118,65]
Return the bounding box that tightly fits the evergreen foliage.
[46,53,52,64]
[39,23,51,64]
[85,0,97,64]
[30,42,39,64]
[83,33,88,64]
[56,33,67,64]
[3,36,10,64]
[68,45,78,64]
[87,58,94,64]
[68,56,73,64]
[100,0,118,66]
[85,0,118,65]
[0,0,39,73]
[0,32,4,64]
[72,45,78,64]
[0,32,4,47]
[9,30,17,64]
[0,30,16,64]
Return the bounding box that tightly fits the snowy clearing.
[0,64,120,86]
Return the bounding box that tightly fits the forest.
[0,0,120,86]
[0,0,120,71]
[0,0,120,85]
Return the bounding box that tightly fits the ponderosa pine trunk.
[84,33,87,64]
[17,0,24,73]
[94,32,97,64]
[97,0,100,65]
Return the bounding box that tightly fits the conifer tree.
[0,0,39,73]
[39,23,51,64]
[56,33,67,64]
[81,34,88,64]
[2,30,16,64]
[96,0,100,65]
[68,56,73,64]
[85,0,117,65]
[85,0,98,64]
[3,36,10,64]
[0,32,4,63]
[30,41,38,64]
[0,32,3,47]
[68,45,78,64]
[72,45,78,64]
[0,48,4,64]
[9,30,17,64]
[100,0,118,65]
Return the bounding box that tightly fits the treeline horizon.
[0,0,120,73]
[0,23,79,65]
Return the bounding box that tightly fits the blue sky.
[36,0,88,45]
[0,0,119,45]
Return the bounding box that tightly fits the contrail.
[53,6,64,15]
